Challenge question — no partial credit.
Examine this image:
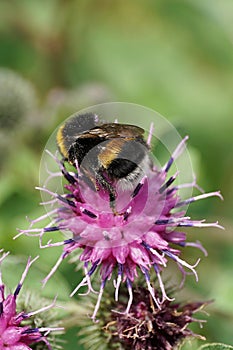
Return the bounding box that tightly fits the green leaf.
[199,343,233,350]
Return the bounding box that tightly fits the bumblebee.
[57,113,151,211]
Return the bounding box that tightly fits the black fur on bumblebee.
[56,113,152,212]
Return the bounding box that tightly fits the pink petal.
[112,245,130,264]
[1,326,22,345]
[144,231,168,250]
[129,244,150,268]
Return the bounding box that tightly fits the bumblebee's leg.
[95,172,117,213]
[109,191,116,213]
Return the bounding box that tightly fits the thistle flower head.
[107,288,208,350]
[0,251,63,350]
[78,282,209,350]
[0,68,37,130]
[18,110,223,321]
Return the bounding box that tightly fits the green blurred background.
[0,0,233,348]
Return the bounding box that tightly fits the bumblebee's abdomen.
[107,158,138,179]
[104,139,148,179]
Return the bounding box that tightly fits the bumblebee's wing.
[56,113,98,158]
[87,123,145,139]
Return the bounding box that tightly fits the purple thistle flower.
[17,124,223,321]
[0,251,63,349]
